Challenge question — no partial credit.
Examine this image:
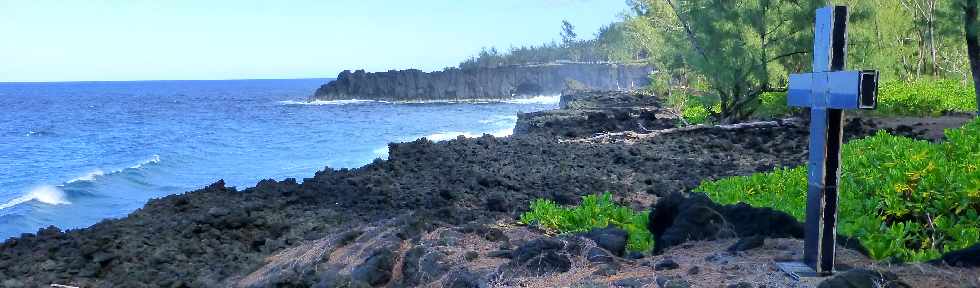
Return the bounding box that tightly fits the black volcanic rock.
[939,243,980,267]
[580,225,629,257]
[515,90,678,137]
[817,269,910,288]
[312,63,654,102]
[507,238,572,276]
[0,92,834,286]
[351,249,396,286]
[401,246,449,286]
[648,193,804,254]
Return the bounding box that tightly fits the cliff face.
[311,63,654,101]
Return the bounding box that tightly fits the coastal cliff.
[1,90,976,287]
[311,62,654,101]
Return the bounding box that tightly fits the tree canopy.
[458,0,980,118]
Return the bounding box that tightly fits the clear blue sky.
[0,0,628,82]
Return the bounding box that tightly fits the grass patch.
[519,192,653,253]
[696,117,980,262]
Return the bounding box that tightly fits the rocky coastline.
[0,90,977,287]
[311,63,654,102]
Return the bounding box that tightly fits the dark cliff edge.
[311,63,654,102]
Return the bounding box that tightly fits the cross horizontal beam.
[787,70,879,110]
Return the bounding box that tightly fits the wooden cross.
[786,6,879,275]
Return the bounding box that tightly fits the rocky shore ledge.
[1,91,977,287]
[311,63,654,102]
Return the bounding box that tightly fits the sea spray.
[0,185,71,210]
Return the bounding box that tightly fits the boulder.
[350,249,395,286]
[401,246,449,286]
[727,235,765,252]
[648,193,803,253]
[655,276,691,288]
[586,247,616,264]
[580,225,629,256]
[654,258,679,271]
[445,269,483,288]
[816,269,910,288]
[507,238,572,276]
[939,243,980,267]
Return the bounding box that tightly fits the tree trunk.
[928,0,938,77]
[965,0,980,116]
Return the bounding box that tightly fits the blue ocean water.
[0,79,557,239]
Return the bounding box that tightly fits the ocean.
[0,79,558,240]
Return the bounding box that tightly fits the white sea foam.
[66,155,158,184]
[502,95,561,105]
[67,169,105,183]
[130,154,161,169]
[0,185,71,210]
[425,131,481,142]
[491,128,514,137]
[279,99,384,105]
[281,95,560,106]
[422,128,513,142]
[0,155,161,211]
[372,146,390,159]
[479,115,519,124]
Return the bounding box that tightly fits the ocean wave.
[67,169,105,183]
[65,155,158,184]
[0,155,161,210]
[130,155,161,169]
[0,185,71,210]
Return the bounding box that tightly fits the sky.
[0,0,629,82]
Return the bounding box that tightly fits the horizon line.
[0,76,336,84]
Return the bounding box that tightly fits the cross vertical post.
[804,5,847,275]
[781,5,879,277]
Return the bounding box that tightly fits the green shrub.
[519,192,653,253]
[696,117,980,262]
[754,91,796,118]
[876,80,977,116]
[682,105,711,125]
[754,80,977,118]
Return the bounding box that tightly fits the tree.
[634,0,823,123]
[561,20,577,46]
[957,0,980,115]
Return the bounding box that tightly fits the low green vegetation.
[875,80,978,116]
[696,118,980,262]
[761,80,977,118]
[519,192,653,253]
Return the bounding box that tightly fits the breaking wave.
[0,185,70,210]
[0,155,161,211]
